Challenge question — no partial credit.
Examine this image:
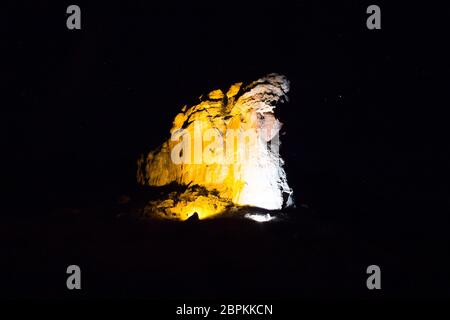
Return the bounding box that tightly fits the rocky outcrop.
[137,74,293,220]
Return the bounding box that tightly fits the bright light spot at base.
[244,213,276,223]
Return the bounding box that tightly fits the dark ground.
[1,191,449,299]
[1,214,448,300]
[1,1,449,301]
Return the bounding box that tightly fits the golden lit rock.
[137,74,293,220]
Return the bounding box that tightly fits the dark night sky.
[4,1,445,217]
[1,0,449,300]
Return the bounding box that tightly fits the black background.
[1,1,449,300]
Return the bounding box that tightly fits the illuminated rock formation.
[137,74,294,220]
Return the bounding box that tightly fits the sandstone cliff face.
[137,74,293,220]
